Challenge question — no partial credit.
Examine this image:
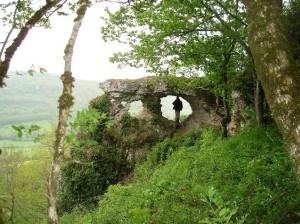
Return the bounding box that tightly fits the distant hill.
[0,72,102,141]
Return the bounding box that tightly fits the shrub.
[57,145,118,214]
[89,93,112,114]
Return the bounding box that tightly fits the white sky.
[7,2,150,82]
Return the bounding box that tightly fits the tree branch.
[0,0,66,87]
[204,3,251,57]
[0,0,20,60]
[214,0,247,27]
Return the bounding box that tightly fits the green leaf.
[219,208,229,217]
[28,69,35,76]
[33,134,45,143]
[86,140,98,146]
[105,120,114,128]
[39,67,47,74]
[207,186,215,201]
[11,125,25,138]
[28,124,41,135]
[66,133,76,143]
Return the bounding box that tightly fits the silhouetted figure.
[172,96,183,124]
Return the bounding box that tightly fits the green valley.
[0,72,101,144]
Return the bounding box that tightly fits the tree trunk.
[220,43,235,138]
[221,82,230,138]
[47,1,90,223]
[244,0,300,190]
[253,72,265,127]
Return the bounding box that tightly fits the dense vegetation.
[61,125,300,223]
[57,93,172,214]
[0,129,54,223]
[57,95,121,214]
[2,121,300,223]
[0,72,100,141]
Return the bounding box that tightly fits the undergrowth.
[61,125,300,224]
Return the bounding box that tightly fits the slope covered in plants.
[61,125,300,223]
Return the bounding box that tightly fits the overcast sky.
[8,2,150,82]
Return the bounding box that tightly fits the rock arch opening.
[129,100,143,116]
[160,95,192,121]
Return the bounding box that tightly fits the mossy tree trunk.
[253,72,265,127]
[220,42,235,138]
[244,0,300,190]
[47,1,90,223]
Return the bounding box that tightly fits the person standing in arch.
[172,96,183,124]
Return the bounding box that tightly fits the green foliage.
[58,96,124,214]
[101,1,255,117]
[0,1,50,29]
[11,125,26,138]
[28,124,41,135]
[63,125,300,223]
[66,108,113,146]
[199,187,246,224]
[60,207,98,224]
[0,141,52,223]
[11,124,41,138]
[20,66,47,77]
[58,145,118,214]
[101,0,249,79]
[147,137,180,168]
[143,97,161,115]
[120,112,140,135]
[86,93,114,142]
[120,111,132,127]
[116,112,164,159]
[60,91,174,215]
[161,75,213,94]
[89,93,112,113]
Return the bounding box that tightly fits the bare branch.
[0,0,20,60]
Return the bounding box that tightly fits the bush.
[89,93,112,114]
[58,145,118,214]
[146,131,201,169]
[59,94,129,214]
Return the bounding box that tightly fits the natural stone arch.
[99,76,220,132]
[160,95,192,121]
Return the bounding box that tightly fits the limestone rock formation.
[100,76,220,134]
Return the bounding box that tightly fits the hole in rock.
[160,96,192,121]
[129,100,143,116]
